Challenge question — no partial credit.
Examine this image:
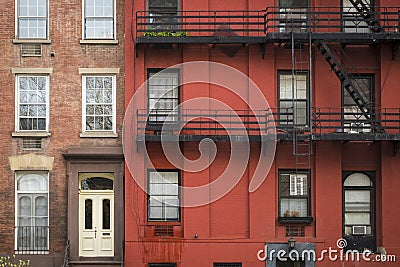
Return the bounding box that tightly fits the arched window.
[16,172,49,252]
[344,172,374,236]
[79,173,114,190]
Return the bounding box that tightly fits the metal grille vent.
[214,263,242,267]
[154,225,174,237]
[148,264,176,267]
[21,43,42,56]
[286,226,305,237]
[22,138,42,150]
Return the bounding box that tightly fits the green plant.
[142,30,189,37]
[0,255,30,267]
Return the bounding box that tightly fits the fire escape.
[134,3,400,154]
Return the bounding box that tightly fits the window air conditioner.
[352,225,367,235]
[349,122,364,133]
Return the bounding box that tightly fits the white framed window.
[15,172,49,254]
[16,75,49,132]
[83,0,116,39]
[148,170,180,222]
[82,75,116,133]
[16,0,48,39]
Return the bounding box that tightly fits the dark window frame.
[341,0,375,33]
[278,169,312,224]
[278,0,309,33]
[147,68,180,125]
[278,70,310,128]
[341,74,374,132]
[147,0,180,30]
[342,171,375,236]
[147,169,181,222]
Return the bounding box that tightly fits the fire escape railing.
[136,10,266,37]
[15,226,49,254]
[136,108,400,138]
[136,7,400,37]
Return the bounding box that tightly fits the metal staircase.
[316,41,381,132]
[348,0,382,32]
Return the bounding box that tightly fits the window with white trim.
[17,0,48,39]
[16,172,49,253]
[83,0,115,39]
[279,170,310,219]
[16,75,49,131]
[82,76,116,132]
[148,170,180,221]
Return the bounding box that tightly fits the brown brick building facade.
[0,0,125,265]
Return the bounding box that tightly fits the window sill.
[12,131,51,137]
[15,250,49,255]
[13,39,51,44]
[80,132,118,138]
[80,39,119,45]
[278,216,313,224]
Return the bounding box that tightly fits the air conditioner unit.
[349,122,364,133]
[352,225,367,235]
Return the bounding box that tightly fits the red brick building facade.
[0,0,125,265]
[125,0,400,267]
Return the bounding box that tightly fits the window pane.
[102,199,111,230]
[280,198,308,217]
[344,173,372,186]
[19,196,31,217]
[18,173,48,191]
[85,199,93,229]
[345,212,370,225]
[81,177,113,190]
[35,196,48,216]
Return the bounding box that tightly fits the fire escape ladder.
[316,41,381,132]
[348,0,382,32]
[291,31,312,172]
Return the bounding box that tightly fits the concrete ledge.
[11,68,53,74]
[78,68,120,74]
[12,131,51,137]
[79,39,119,45]
[79,132,118,138]
[9,153,54,171]
[13,39,52,44]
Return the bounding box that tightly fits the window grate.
[21,44,42,56]
[286,226,305,237]
[22,138,42,150]
[214,263,242,267]
[154,225,174,237]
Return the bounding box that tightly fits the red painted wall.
[125,0,400,266]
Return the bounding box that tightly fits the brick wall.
[0,0,124,257]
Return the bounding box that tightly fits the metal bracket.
[261,42,267,59]
[393,141,400,157]
[392,41,400,60]
[135,43,139,58]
